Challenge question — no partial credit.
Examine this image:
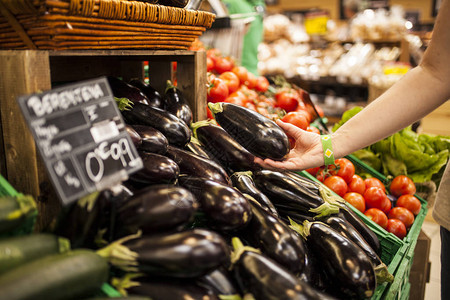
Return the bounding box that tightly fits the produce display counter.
[0,49,207,229]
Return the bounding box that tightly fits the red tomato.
[323,176,348,197]
[328,158,355,184]
[396,194,421,215]
[305,167,320,176]
[363,187,387,210]
[231,66,248,85]
[255,76,270,92]
[315,168,327,182]
[364,208,388,229]
[305,103,325,120]
[281,111,309,130]
[306,126,320,134]
[388,207,415,228]
[207,78,229,103]
[275,89,299,112]
[219,71,240,94]
[224,96,245,106]
[207,48,221,59]
[206,56,214,72]
[206,105,213,119]
[389,175,416,198]
[364,178,386,193]
[214,57,234,74]
[343,192,366,213]
[381,196,392,214]
[386,219,407,239]
[293,108,311,122]
[244,72,257,89]
[348,174,366,195]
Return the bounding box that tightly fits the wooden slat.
[0,50,62,230]
[177,50,207,122]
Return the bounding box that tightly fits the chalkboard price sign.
[17,77,143,205]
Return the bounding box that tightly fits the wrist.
[320,134,335,166]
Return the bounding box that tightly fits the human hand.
[254,120,324,171]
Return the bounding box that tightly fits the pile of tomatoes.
[204,48,323,135]
[308,158,421,240]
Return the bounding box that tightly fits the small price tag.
[17,77,143,205]
[305,11,329,35]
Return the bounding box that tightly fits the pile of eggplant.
[53,78,393,300]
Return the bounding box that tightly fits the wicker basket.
[0,0,215,50]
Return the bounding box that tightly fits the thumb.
[276,119,304,140]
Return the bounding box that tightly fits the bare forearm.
[331,66,450,158]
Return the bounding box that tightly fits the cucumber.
[0,195,36,235]
[0,249,108,300]
[0,233,70,275]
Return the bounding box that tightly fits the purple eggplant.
[184,137,214,159]
[300,221,376,299]
[339,205,381,255]
[126,277,219,300]
[103,229,229,278]
[125,125,142,148]
[239,198,306,275]
[117,98,191,147]
[253,170,327,214]
[129,79,164,109]
[231,238,337,300]
[196,267,241,296]
[323,214,393,283]
[208,102,289,160]
[178,176,252,231]
[165,146,231,186]
[129,152,179,186]
[283,171,321,192]
[107,76,149,105]
[131,125,168,155]
[163,80,193,126]
[231,171,278,217]
[192,121,261,172]
[116,185,198,236]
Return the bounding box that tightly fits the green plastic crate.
[100,283,122,297]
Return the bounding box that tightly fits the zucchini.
[0,233,70,275]
[0,250,108,300]
[0,195,36,235]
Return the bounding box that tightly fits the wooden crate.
[0,49,207,230]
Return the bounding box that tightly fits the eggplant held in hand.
[131,125,168,155]
[116,185,198,236]
[292,221,376,299]
[231,171,278,217]
[192,121,261,172]
[239,197,307,275]
[99,229,229,278]
[208,102,289,160]
[163,80,193,126]
[116,98,191,147]
[230,238,337,300]
[128,152,179,186]
[165,145,231,186]
[129,79,164,109]
[178,176,252,231]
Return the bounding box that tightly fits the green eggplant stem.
[58,237,71,253]
[111,273,144,296]
[165,80,177,94]
[208,102,223,114]
[190,120,213,138]
[375,263,395,284]
[230,171,254,181]
[309,202,341,219]
[96,231,142,272]
[115,97,134,111]
[230,237,260,265]
[219,294,244,300]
